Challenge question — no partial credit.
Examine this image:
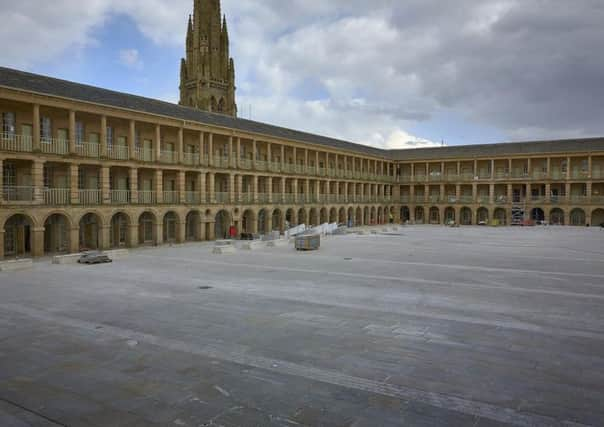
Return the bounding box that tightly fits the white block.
[52,254,81,265]
[104,249,129,260]
[241,241,264,250]
[0,259,33,272]
[213,245,237,255]
[266,239,289,248]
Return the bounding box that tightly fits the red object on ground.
[229,225,237,239]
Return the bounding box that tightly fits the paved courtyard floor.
[1,226,603,427]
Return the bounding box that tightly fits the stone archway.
[3,214,34,259]
[444,207,456,224]
[364,207,369,225]
[377,207,383,224]
[592,209,604,227]
[370,207,376,224]
[309,208,319,226]
[163,212,178,243]
[272,209,283,232]
[460,207,472,225]
[139,212,156,245]
[494,208,507,225]
[356,207,362,226]
[44,213,70,254]
[257,209,268,235]
[79,213,101,250]
[215,210,231,239]
[531,208,545,223]
[570,208,586,226]
[415,207,425,224]
[298,208,307,225]
[110,212,130,248]
[477,207,489,225]
[330,208,338,224]
[550,208,565,225]
[186,211,202,241]
[320,208,328,225]
[242,210,255,234]
[429,207,440,225]
[285,208,295,228]
[401,206,410,222]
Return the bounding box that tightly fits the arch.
[242,209,256,234]
[186,210,202,241]
[550,208,565,225]
[476,207,489,225]
[494,208,507,225]
[429,207,440,225]
[319,208,328,224]
[110,212,131,248]
[163,212,178,243]
[3,214,34,258]
[570,208,586,226]
[364,207,369,225]
[298,208,307,225]
[592,209,604,227]
[257,209,268,235]
[370,207,376,225]
[415,207,425,224]
[444,207,456,224]
[377,207,383,225]
[79,212,102,250]
[330,208,338,224]
[347,207,354,226]
[44,213,70,255]
[139,211,157,245]
[309,208,319,227]
[215,210,232,239]
[460,207,472,226]
[272,209,283,232]
[356,207,363,226]
[285,208,295,228]
[401,206,410,223]
[530,208,545,223]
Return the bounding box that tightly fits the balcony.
[214,156,230,169]
[568,195,589,204]
[160,150,177,164]
[183,152,200,166]
[138,191,157,204]
[592,170,604,179]
[269,162,281,173]
[257,193,269,204]
[185,191,200,204]
[163,191,179,204]
[76,142,100,158]
[240,159,253,170]
[295,165,305,174]
[2,186,35,202]
[240,193,253,204]
[428,174,442,182]
[107,145,129,161]
[460,173,475,181]
[215,192,230,203]
[135,147,154,162]
[255,160,268,171]
[0,133,33,152]
[531,171,549,180]
[571,170,589,180]
[41,138,69,155]
[494,195,508,205]
[43,188,70,205]
[413,175,427,183]
[317,168,326,177]
[282,164,295,174]
[296,194,306,204]
[283,194,295,204]
[110,190,131,204]
[79,189,101,205]
[272,194,283,204]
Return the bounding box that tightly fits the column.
[252,140,257,168]
[32,228,45,257]
[177,218,186,244]
[267,142,272,165]
[178,170,186,204]
[0,159,3,205]
[70,164,79,205]
[0,230,4,259]
[588,156,593,179]
[281,145,285,171]
[507,184,513,201]
[424,184,429,203]
[304,149,309,170]
[293,148,297,171]
[267,177,273,203]
[155,124,161,162]
[490,160,495,179]
[69,226,80,254]
[236,137,241,169]
[315,180,320,203]
[155,170,163,204]
[547,157,551,178]
[253,175,259,203]
[305,179,310,202]
[100,166,110,204]
[229,173,235,203]
[315,151,319,173]
[237,175,243,203]
[545,183,552,202]
[473,160,478,177]
[32,160,44,203]
[456,184,461,200]
[100,116,108,157]
[229,136,235,168]
[32,104,40,152]
[489,183,495,204]
[69,110,77,154]
[566,157,571,179]
[129,167,138,204]
[130,120,137,161]
[199,131,205,165]
[527,158,532,178]
[472,183,478,200]
[208,133,214,167]
[281,177,286,202]
[199,173,206,203]
[293,178,298,203]
[208,172,215,203]
[440,184,445,203]
[177,128,184,164]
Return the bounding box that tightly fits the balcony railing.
[183,152,200,166]
[272,194,283,204]
[79,189,101,205]
[185,191,200,204]
[135,147,154,162]
[43,188,70,205]
[160,150,177,164]
[283,194,295,204]
[269,162,281,173]
[571,170,589,180]
[0,133,33,152]
[214,156,230,168]
[111,190,131,204]
[76,142,100,158]
[138,191,157,204]
[240,193,253,204]
[41,138,69,155]
[2,186,35,202]
[257,193,269,204]
[107,145,129,160]
[255,160,268,171]
[240,159,253,170]
[163,191,179,204]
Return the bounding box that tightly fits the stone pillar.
[177,128,184,164]
[100,116,108,158]
[32,227,45,257]
[130,120,137,161]
[155,222,164,246]
[281,145,285,171]
[547,157,551,177]
[155,124,161,162]
[315,180,320,203]
[229,173,235,203]
[545,183,552,201]
[588,156,593,179]
[236,137,241,169]
[489,183,495,204]
[177,220,186,244]
[252,140,257,169]
[253,175,259,203]
[207,222,215,241]
[281,177,286,202]
[208,133,214,167]
[507,184,513,201]
[129,225,139,248]
[237,175,243,203]
[69,110,77,154]
[199,173,206,203]
[0,159,3,205]
[566,157,571,180]
[32,104,40,152]
[155,170,163,204]
[69,227,80,254]
[315,151,319,173]
[472,183,478,200]
[293,178,298,202]
[455,184,461,200]
[267,142,272,164]
[293,148,297,170]
[305,149,309,170]
[70,164,79,205]
[305,179,311,202]
[177,170,186,204]
[490,160,495,179]
[229,136,235,168]
[100,166,110,204]
[267,177,273,203]
[32,160,44,203]
[128,167,138,204]
[208,172,215,203]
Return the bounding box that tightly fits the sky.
[1,0,603,150]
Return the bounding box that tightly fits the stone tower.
[179,0,237,116]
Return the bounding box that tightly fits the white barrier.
[241,241,264,250]
[309,223,338,236]
[52,249,129,265]
[285,224,307,239]
[213,240,236,254]
[266,239,289,248]
[0,259,33,272]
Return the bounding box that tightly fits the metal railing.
[79,189,101,205]
[257,193,269,203]
[163,191,179,204]
[0,133,33,152]
[240,159,253,169]
[183,152,200,166]
[214,156,230,168]
[255,160,268,171]
[2,186,35,202]
[41,138,69,155]
[43,188,70,205]
[138,191,157,204]
[135,147,154,162]
[215,192,230,203]
[240,193,254,204]
[160,150,177,164]
[110,190,131,204]
[107,145,129,160]
[185,191,200,204]
[76,142,100,158]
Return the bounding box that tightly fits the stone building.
[179,0,237,116]
[0,0,603,260]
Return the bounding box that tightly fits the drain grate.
[198,286,213,290]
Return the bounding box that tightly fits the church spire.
[179,0,237,116]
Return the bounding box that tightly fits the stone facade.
[179,0,237,116]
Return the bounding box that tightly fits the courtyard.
[0,226,603,426]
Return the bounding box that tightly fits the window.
[76,121,84,145]
[2,112,16,135]
[117,136,127,147]
[89,133,99,144]
[41,117,52,140]
[106,126,113,147]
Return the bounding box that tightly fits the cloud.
[2,0,603,148]
[118,48,143,70]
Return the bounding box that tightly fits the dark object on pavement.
[78,252,112,264]
[295,234,320,251]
